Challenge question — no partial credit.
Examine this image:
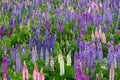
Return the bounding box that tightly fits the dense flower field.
[0,0,120,80]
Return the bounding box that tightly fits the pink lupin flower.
[91,31,95,41]
[3,73,7,80]
[98,26,102,39]
[101,32,106,44]
[109,64,114,80]
[95,27,99,38]
[22,61,28,80]
[39,68,45,80]
[33,63,39,80]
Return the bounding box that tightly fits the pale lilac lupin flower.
[16,53,22,73]
[40,47,44,59]
[32,46,38,63]
[45,49,49,66]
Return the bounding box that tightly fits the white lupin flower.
[58,50,65,76]
[60,56,64,76]
[67,51,71,66]
[58,51,62,63]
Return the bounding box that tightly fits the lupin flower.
[22,46,26,55]
[67,51,71,66]
[57,19,64,34]
[74,51,78,71]
[50,56,54,71]
[0,22,6,39]
[95,27,99,38]
[96,74,99,80]
[58,50,65,76]
[75,61,82,80]
[33,63,39,80]
[22,61,28,80]
[98,26,103,39]
[2,53,9,80]
[109,64,114,80]
[58,50,61,63]
[45,49,49,66]
[118,13,120,24]
[7,27,13,38]
[40,47,44,59]
[16,53,22,73]
[91,31,95,41]
[32,46,38,63]
[60,55,64,76]
[107,42,115,68]
[101,32,106,44]
[96,39,103,63]
[39,68,45,80]
[10,46,16,62]
[113,53,117,68]
[70,8,76,22]
[27,19,30,30]
[37,26,41,38]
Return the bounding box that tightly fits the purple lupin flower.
[79,41,85,55]
[75,62,82,80]
[10,17,16,28]
[74,51,78,71]
[16,53,21,73]
[10,46,16,62]
[70,9,76,22]
[17,9,22,24]
[0,22,6,39]
[107,41,115,68]
[116,43,120,69]
[2,54,10,80]
[7,27,13,38]
[93,13,103,26]
[57,19,64,34]
[37,26,41,38]
[118,13,120,24]
[73,25,77,32]
[80,51,86,70]
[91,41,96,70]
[96,39,103,63]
